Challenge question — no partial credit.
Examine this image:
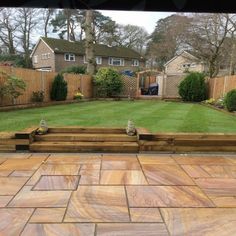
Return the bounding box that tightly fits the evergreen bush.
[50,74,67,101]
[178,72,207,102]
[224,89,236,112]
[93,68,123,97]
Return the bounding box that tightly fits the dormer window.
[108,57,124,66]
[64,53,75,61]
[132,59,139,66]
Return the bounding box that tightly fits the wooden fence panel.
[208,75,236,99]
[0,66,92,106]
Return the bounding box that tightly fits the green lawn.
[1,100,236,133]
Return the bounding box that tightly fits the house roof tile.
[41,37,144,60]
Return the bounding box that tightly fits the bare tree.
[185,13,234,77]
[0,8,17,54]
[40,8,55,38]
[147,14,190,70]
[84,10,96,75]
[16,8,39,67]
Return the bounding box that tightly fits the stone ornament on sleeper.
[36,119,48,135]
[126,120,136,136]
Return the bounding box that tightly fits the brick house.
[164,51,206,74]
[30,37,145,72]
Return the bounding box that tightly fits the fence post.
[213,78,216,99]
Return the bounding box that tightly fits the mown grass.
[1,100,236,133]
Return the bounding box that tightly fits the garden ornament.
[37,119,48,135]
[126,120,136,136]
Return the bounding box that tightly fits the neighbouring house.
[30,37,146,72]
[164,51,206,74]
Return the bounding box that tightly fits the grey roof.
[42,37,145,60]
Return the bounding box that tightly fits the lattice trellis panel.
[164,75,185,97]
[120,76,138,98]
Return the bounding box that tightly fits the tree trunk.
[229,43,236,75]
[85,10,96,75]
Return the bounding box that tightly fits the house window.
[41,54,47,60]
[47,53,51,59]
[96,56,102,65]
[132,59,139,66]
[191,63,196,67]
[33,55,38,64]
[182,63,191,68]
[108,57,124,66]
[64,53,75,61]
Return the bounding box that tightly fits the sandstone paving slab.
[0,158,6,164]
[27,164,80,185]
[79,169,100,185]
[0,170,12,176]
[126,186,215,207]
[208,196,236,207]
[102,155,140,170]
[0,195,13,207]
[0,157,45,171]
[8,186,71,207]
[29,208,66,223]
[46,154,101,165]
[33,175,79,190]
[200,165,236,178]
[100,170,148,185]
[181,165,211,178]
[0,177,28,195]
[0,153,31,159]
[130,208,163,222]
[138,155,176,165]
[225,156,236,164]
[161,208,236,236]
[182,165,236,178]
[195,178,236,197]
[10,170,35,177]
[80,163,101,170]
[142,164,195,185]
[64,186,129,222]
[96,223,169,236]
[174,156,233,165]
[29,153,50,159]
[21,223,95,236]
[0,208,34,236]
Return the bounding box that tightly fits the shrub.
[178,72,208,102]
[50,74,67,101]
[61,65,86,74]
[32,91,44,102]
[94,68,123,97]
[224,89,236,111]
[0,71,26,104]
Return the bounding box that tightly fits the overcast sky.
[99,10,175,33]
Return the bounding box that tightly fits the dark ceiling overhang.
[0,0,236,13]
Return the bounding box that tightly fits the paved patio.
[0,153,236,235]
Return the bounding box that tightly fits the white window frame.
[33,55,38,64]
[96,56,102,65]
[64,53,75,61]
[132,59,139,67]
[47,53,51,59]
[83,55,87,64]
[108,57,124,66]
[191,63,196,67]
